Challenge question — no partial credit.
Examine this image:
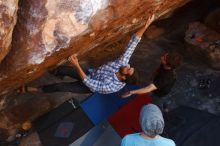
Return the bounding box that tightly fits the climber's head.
[119,66,139,85]
[119,66,134,77]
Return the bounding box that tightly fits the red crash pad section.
[108,94,152,138]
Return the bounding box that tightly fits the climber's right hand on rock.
[145,14,155,28]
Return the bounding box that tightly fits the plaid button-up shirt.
[83,35,141,94]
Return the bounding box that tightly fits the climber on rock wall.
[64,14,155,94]
[24,14,155,94]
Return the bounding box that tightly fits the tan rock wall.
[0,0,18,63]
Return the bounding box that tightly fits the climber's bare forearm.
[130,84,157,95]
[135,14,155,38]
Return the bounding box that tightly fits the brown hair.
[166,51,182,69]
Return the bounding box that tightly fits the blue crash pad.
[80,85,138,125]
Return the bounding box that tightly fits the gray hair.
[139,104,164,137]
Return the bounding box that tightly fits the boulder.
[0,0,18,63]
[0,0,190,95]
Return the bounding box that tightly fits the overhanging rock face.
[0,0,18,63]
[0,0,190,96]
